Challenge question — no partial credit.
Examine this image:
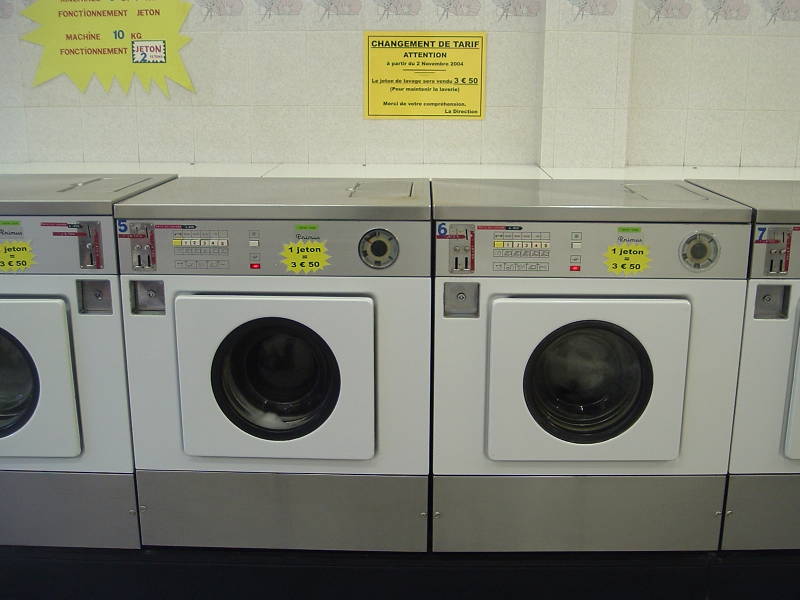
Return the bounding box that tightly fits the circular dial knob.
[680,232,719,271]
[359,229,399,269]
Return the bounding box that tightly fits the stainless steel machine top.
[432,179,751,222]
[688,179,800,223]
[0,174,177,215]
[114,177,430,221]
[688,179,800,278]
[0,174,176,275]
[432,179,752,279]
[114,178,431,277]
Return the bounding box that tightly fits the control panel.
[435,221,750,279]
[0,216,117,274]
[117,219,429,277]
[752,226,793,277]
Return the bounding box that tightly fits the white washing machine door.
[175,294,375,460]
[487,298,690,461]
[0,299,81,457]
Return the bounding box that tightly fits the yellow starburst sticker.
[0,241,36,273]
[21,0,194,96]
[603,243,650,276]
[281,241,331,274]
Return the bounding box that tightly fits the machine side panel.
[0,472,139,548]
[723,475,800,550]
[137,471,427,551]
[432,475,724,552]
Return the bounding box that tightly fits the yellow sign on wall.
[364,31,486,119]
[21,0,194,96]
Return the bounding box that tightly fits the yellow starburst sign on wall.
[21,0,194,96]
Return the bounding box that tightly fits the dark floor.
[3,547,800,600]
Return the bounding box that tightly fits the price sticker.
[0,241,36,273]
[603,243,650,276]
[281,241,331,274]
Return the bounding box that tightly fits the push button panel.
[116,219,430,277]
[435,221,749,279]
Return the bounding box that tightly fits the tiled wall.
[2,0,800,167]
[625,0,800,167]
[0,0,545,164]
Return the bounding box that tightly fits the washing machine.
[687,179,800,549]
[117,177,431,551]
[431,179,752,552]
[0,173,176,548]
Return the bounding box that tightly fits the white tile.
[362,0,426,30]
[194,106,252,162]
[422,0,487,31]
[183,0,250,31]
[615,32,633,108]
[741,111,800,167]
[189,33,252,106]
[626,108,686,165]
[684,109,744,166]
[423,119,482,163]
[251,106,309,162]
[556,31,619,108]
[632,0,695,33]
[557,0,624,32]
[688,35,749,109]
[182,163,274,176]
[630,34,691,108]
[750,1,800,37]
[20,41,81,107]
[486,0,545,32]
[0,108,27,161]
[82,107,139,162]
[246,0,311,30]
[747,37,800,110]
[0,35,22,107]
[553,108,614,167]
[306,32,361,106]
[138,107,196,162]
[26,107,83,161]
[365,119,424,163]
[248,32,307,106]
[487,32,544,107]
[612,107,628,167]
[482,106,540,163]
[307,0,366,30]
[690,0,752,35]
[307,107,365,163]
[541,31,557,108]
[539,106,555,166]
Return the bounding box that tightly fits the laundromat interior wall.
[1,0,799,167]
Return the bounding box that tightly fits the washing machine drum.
[211,317,341,441]
[0,328,39,437]
[523,320,653,444]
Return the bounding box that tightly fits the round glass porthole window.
[0,328,39,438]
[522,320,653,444]
[210,317,340,441]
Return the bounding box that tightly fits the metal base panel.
[136,471,428,551]
[433,475,725,552]
[0,472,139,549]
[723,475,800,550]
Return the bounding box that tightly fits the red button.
[250,263,261,269]
[569,265,581,271]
